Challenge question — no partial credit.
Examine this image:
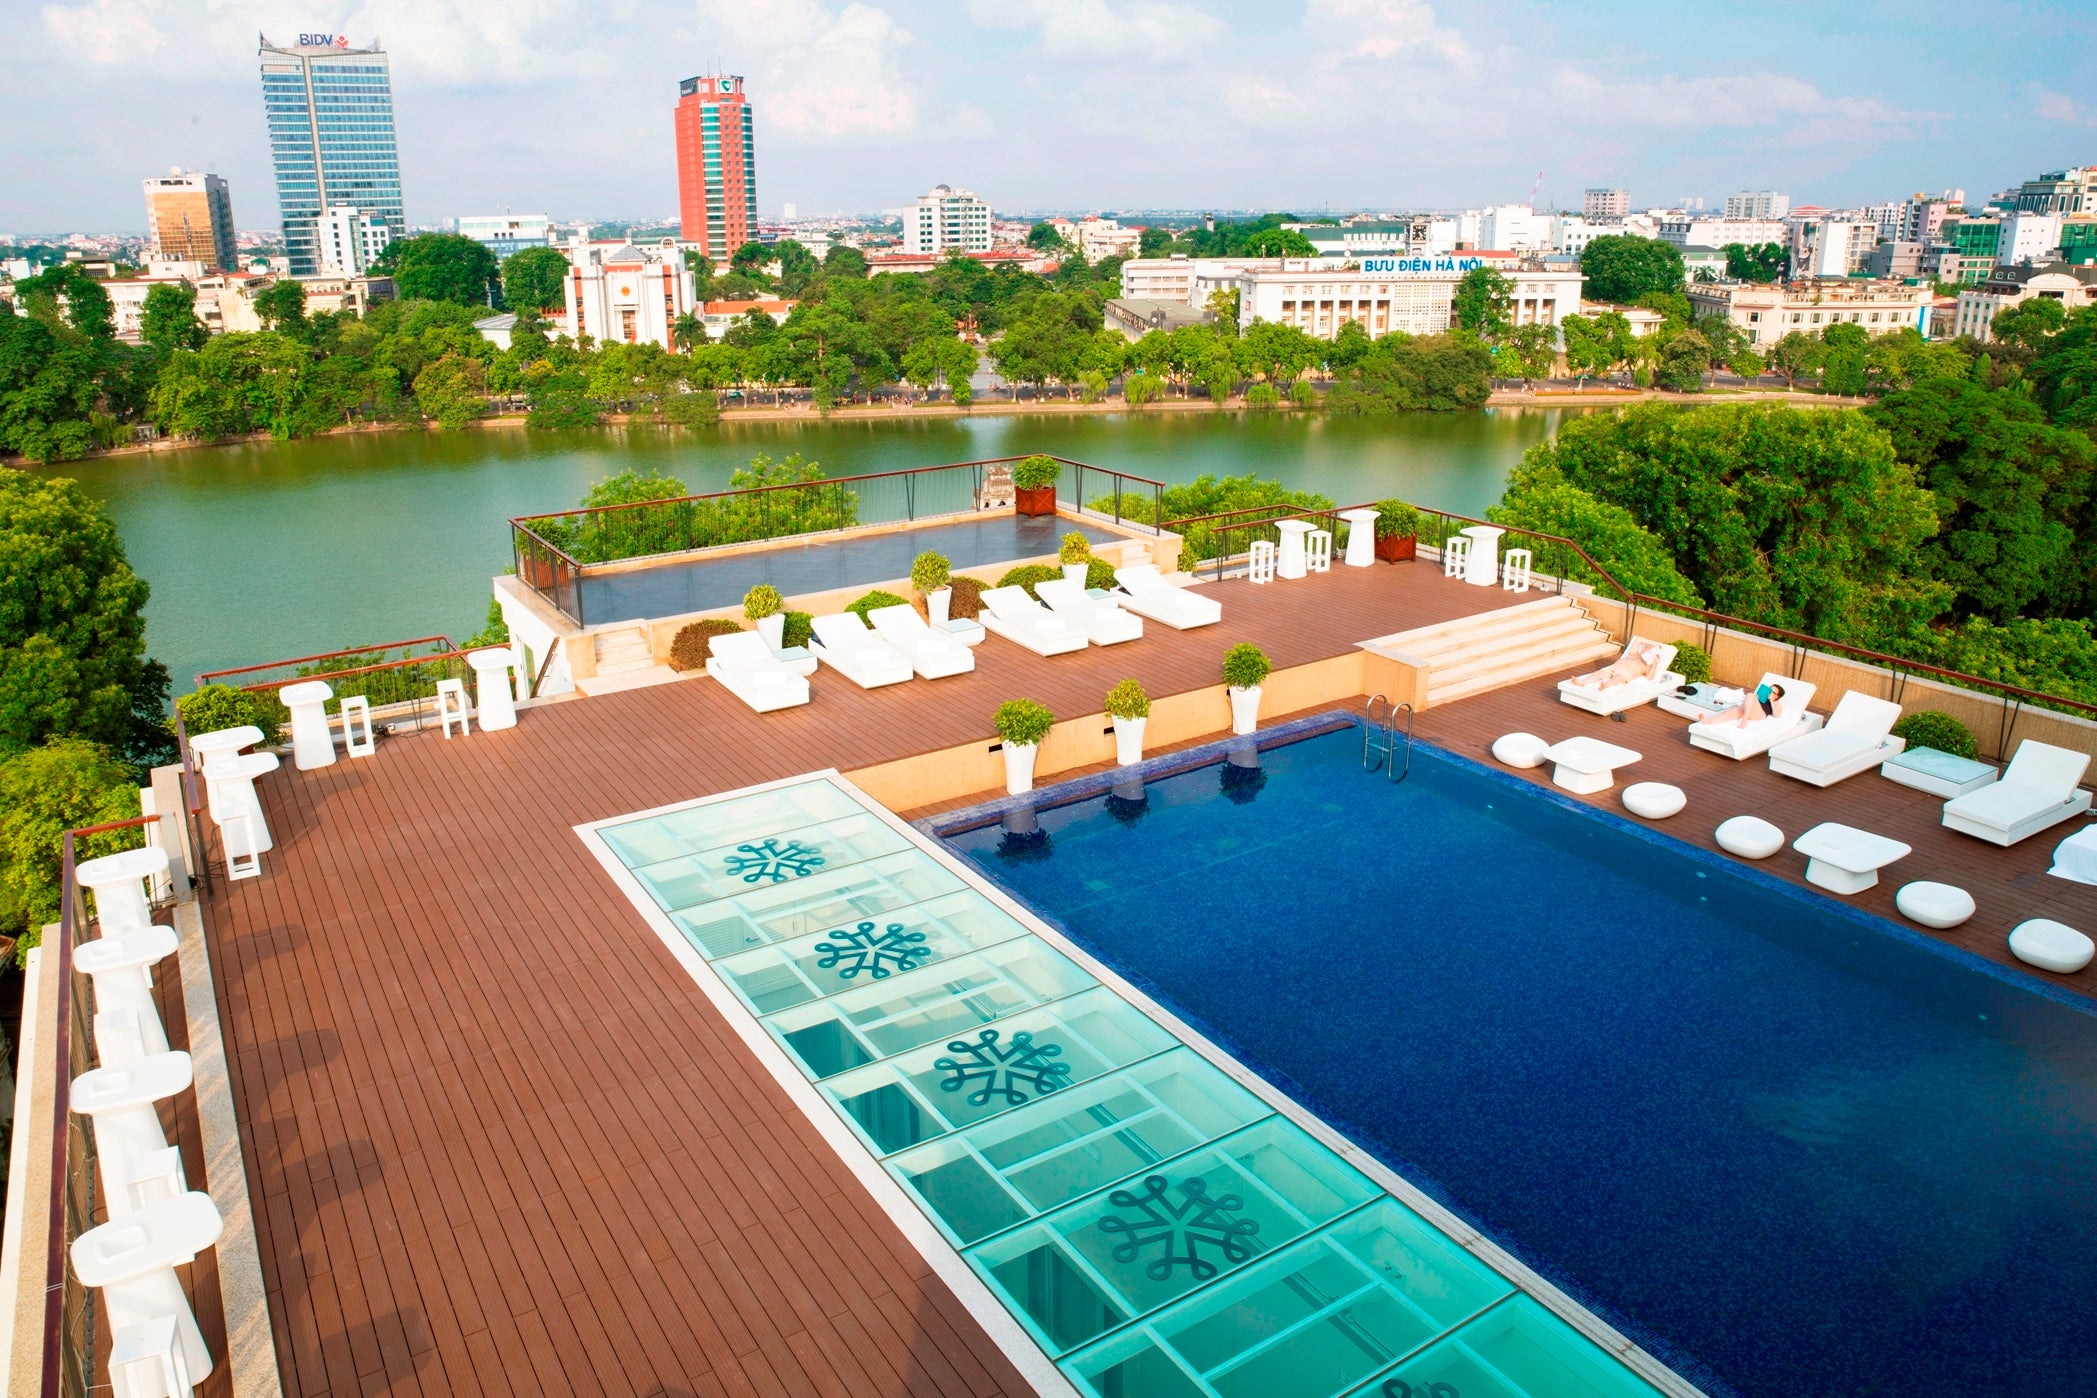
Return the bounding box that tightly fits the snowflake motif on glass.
[1382,1381,1459,1398]
[1095,1174,1261,1282]
[933,1028,1073,1107]
[812,921,932,981]
[723,838,825,885]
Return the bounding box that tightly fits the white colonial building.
[1685,281,1931,346]
[1236,254,1583,341]
[1121,256,1294,308]
[560,236,698,349]
[1953,263,2097,340]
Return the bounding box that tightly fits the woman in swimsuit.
[1710,682,1785,728]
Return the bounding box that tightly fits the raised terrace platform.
[193,560,2097,1396]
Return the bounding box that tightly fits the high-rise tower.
[143,169,238,271]
[674,75,757,259]
[258,33,404,275]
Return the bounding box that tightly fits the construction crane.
[1528,170,1543,208]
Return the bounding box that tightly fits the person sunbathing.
[1570,642,1667,690]
[1709,681,1785,728]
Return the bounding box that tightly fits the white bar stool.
[1502,547,1533,593]
[1441,535,1470,578]
[204,752,277,855]
[71,1192,224,1384]
[75,927,180,1062]
[186,725,264,775]
[110,1313,194,1398]
[340,695,376,757]
[1247,540,1277,584]
[277,679,337,770]
[467,649,517,731]
[1305,529,1333,573]
[76,847,169,937]
[1337,508,1380,567]
[435,678,470,738]
[71,1051,193,1216]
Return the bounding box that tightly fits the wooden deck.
[197,560,2095,1398]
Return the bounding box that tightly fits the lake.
[52,407,1575,690]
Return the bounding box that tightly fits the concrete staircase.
[1372,597,1618,707]
[591,628,655,678]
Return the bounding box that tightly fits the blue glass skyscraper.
[258,34,404,275]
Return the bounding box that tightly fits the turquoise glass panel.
[712,889,1032,1014]
[600,782,862,866]
[1340,1295,1661,1398]
[628,812,909,911]
[671,848,966,957]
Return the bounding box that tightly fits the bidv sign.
[1359,256,1491,276]
[298,32,352,47]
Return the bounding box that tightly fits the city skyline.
[2,0,2094,234]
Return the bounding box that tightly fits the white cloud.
[2031,84,2090,126]
[690,0,920,140]
[1306,0,1469,70]
[1548,67,1914,131]
[968,0,1226,62]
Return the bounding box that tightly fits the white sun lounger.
[1687,673,1821,759]
[810,612,915,689]
[868,604,975,678]
[1035,578,1144,646]
[1942,739,2092,846]
[978,586,1089,656]
[705,631,812,712]
[1558,637,1681,716]
[1767,692,1906,787]
[1113,565,1222,630]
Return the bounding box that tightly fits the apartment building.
[142,169,237,271]
[1583,188,1630,219]
[1953,263,2097,340]
[900,186,992,255]
[1723,190,1790,220]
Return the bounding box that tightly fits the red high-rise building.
[674,74,757,260]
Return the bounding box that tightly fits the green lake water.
[51,408,1576,690]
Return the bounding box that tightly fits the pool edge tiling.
[575,765,1699,1398]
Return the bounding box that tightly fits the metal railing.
[41,814,170,1398]
[1175,498,2097,737]
[197,636,474,717]
[509,455,1168,626]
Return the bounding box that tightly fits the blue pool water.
[942,725,2097,1398]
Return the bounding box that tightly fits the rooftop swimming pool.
[582,769,1682,1398]
[939,721,2097,1398]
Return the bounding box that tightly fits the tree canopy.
[501,246,570,312]
[1579,235,1685,304]
[377,234,501,307]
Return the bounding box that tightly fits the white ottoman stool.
[2008,919,2094,973]
[1716,815,1784,859]
[1895,881,1976,929]
[1622,783,1685,819]
[1491,732,1549,769]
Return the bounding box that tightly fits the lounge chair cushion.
[2008,919,2094,973]
[1768,728,1880,773]
[1945,780,2077,832]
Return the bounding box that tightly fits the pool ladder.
[1362,694,1414,781]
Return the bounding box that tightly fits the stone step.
[1429,637,1620,706]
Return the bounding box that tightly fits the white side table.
[1338,509,1380,567]
[1274,520,1314,580]
[1540,736,1642,794]
[468,648,518,731]
[75,847,169,937]
[1880,746,1997,798]
[276,680,336,771]
[71,1051,193,1216]
[1458,525,1504,586]
[71,1192,224,1382]
[1792,822,1912,894]
[187,725,265,774]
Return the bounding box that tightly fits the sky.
[3,0,2095,234]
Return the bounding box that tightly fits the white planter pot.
[1063,563,1089,586]
[1229,686,1262,736]
[1002,741,1039,794]
[755,614,786,650]
[926,588,951,626]
[1113,716,1147,767]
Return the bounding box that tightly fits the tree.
[139,283,208,355]
[501,246,570,312]
[0,314,102,462]
[1820,322,1868,396]
[1489,462,1701,604]
[1558,314,1606,385]
[17,264,116,340]
[823,244,869,278]
[0,472,170,769]
[0,739,140,959]
[412,352,487,429]
[2031,306,2097,427]
[671,312,708,352]
[1325,333,1493,414]
[773,239,818,293]
[1138,227,1177,257]
[1240,227,1316,257]
[1867,377,2097,621]
[1499,323,1557,387]
[730,241,774,279]
[1026,222,1070,253]
[1723,242,1787,283]
[1205,287,1240,337]
[1657,330,1711,391]
[1992,297,2067,355]
[1452,266,1513,338]
[253,278,308,335]
[377,234,502,306]
[1580,235,1685,304]
[1767,330,1823,389]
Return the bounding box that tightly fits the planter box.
[1015,485,1057,518]
[1374,534,1418,563]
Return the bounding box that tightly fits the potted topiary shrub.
[1059,531,1092,586]
[744,583,785,650]
[1012,454,1060,517]
[1105,679,1150,767]
[995,698,1055,794]
[1373,499,1421,563]
[1222,642,1271,735]
[1671,642,1712,687]
[912,550,953,626]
